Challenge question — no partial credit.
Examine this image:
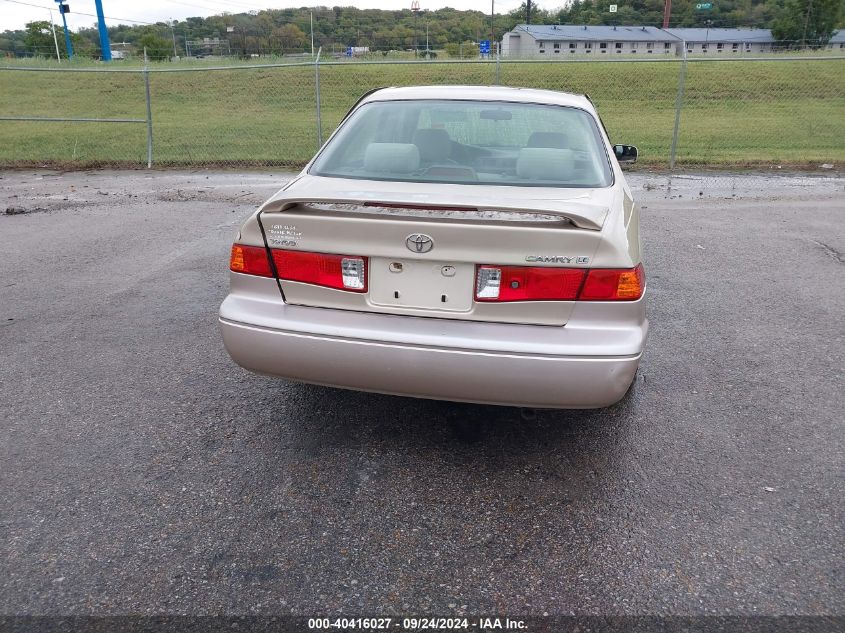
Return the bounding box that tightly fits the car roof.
[361,85,595,111]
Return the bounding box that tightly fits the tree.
[272,23,307,51]
[772,0,843,47]
[22,20,90,58]
[23,21,60,57]
[445,40,480,58]
[138,30,172,60]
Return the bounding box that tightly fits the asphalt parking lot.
[0,169,843,617]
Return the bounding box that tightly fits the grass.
[1,56,843,169]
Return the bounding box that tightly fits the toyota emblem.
[405,233,434,254]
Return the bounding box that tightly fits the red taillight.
[579,264,645,301]
[476,265,586,302]
[271,250,367,292]
[229,244,273,277]
[475,263,644,302]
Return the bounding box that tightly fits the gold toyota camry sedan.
[220,86,647,408]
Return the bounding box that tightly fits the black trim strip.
[255,210,287,302]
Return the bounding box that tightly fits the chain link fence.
[1,55,843,171]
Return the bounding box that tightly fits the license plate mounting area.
[368,257,474,312]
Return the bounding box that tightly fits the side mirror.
[614,144,638,164]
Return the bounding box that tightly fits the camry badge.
[406,233,434,253]
[525,255,591,264]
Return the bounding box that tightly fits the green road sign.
[696,2,713,9]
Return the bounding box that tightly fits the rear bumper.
[219,276,647,409]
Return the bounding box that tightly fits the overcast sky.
[3,0,548,32]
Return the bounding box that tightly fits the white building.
[664,28,774,54]
[828,31,845,50]
[501,24,782,57]
[502,24,678,57]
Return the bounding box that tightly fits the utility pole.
[310,10,315,56]
[490,0,494,50]
[47,9,61,61]
[801,0,814,48]
[170,19,178,58]
[54,1,73,59]
[93,0,112,60]
[662,0,672,29]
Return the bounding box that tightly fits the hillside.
[1,1,838,59]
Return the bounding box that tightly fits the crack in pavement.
[812,239,845,264]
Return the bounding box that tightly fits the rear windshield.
[309,99,613,188]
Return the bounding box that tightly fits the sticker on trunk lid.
[268,223,302,247]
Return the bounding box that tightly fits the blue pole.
[94,0,112,61]
[59,6,73,59]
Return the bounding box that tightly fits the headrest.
[363,143,420,173]
[516,148,575,181]
[527,131,569,149]
[413,128,452,162]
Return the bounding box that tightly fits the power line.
[165,0,275,14]
[166,0,250,12]
[1,0,157,25]
[4,0,307,29]
[195,0,270,11]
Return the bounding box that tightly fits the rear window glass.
[309,99,613,188]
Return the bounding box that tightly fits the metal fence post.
[315,47,323,150]
[143,52,153,168]
[495,42,501,85]
[669,46,688,170]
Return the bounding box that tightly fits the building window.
[569,42,576,49]
[615,42,622,49]
[717,42,724,52]
[600,42,607,49]
[732,43,739,51]
[631,49,637,53]
[840,43,845,49]
[701,43,708,52]
[745,43,751,50]
[554,42,560,50]
[664,42,671,50]
[539,49,545,53]
[647,42,654,50]
[585,42,593,50]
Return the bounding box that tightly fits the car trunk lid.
[258,176,615,326]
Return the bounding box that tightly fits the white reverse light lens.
[341,257,366,289]
[476,267,501,299]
